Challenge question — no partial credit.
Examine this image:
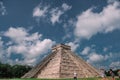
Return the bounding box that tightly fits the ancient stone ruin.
[22,44,99,78]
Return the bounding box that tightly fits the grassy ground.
[0,77,120,80]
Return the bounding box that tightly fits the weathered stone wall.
[37,50,61,78]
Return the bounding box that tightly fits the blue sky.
[0,0,120,69]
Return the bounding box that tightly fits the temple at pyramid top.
[22,44,100,79]
[52,44,71,52]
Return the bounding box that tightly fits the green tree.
[12,65,31,78]
[0,63,12,78]
[0,62,31,78]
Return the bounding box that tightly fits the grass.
[0,77,120,80]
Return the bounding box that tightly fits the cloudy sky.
[0,0,120,69]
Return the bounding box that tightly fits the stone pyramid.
[22,44,100,78]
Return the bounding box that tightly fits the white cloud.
[74,1,120,40]
[33,5,48,17]
[2,27,55,65]
[4,27,43,43]
[63,19,75,40]
[50,3,72,25]
[66,42,79,51]
[4,27,28,43]
[87,53,105,64]
[27,39,54,58]
[82,46,109,64]
[0,1,7,16]
[33,3,72,25]
[110,61,120,68]
[85,48,120,69]
[81,47,91,55]
[62,3,72,11]
[50,8,63,25]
